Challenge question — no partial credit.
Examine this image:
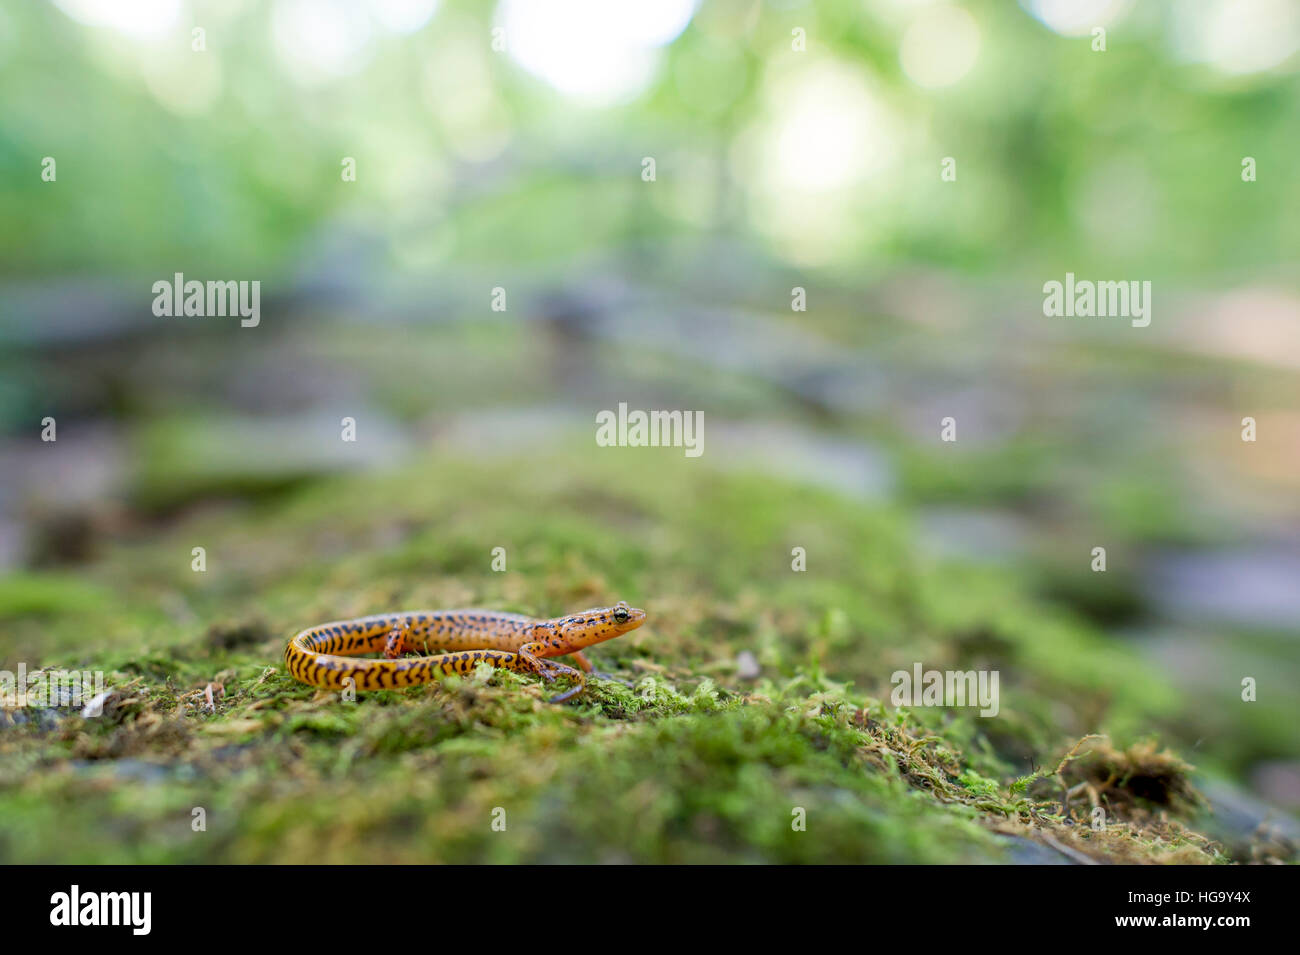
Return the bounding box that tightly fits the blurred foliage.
[1,0,1297,280]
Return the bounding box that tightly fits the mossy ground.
[0,446,1288,863]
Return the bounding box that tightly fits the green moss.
[0,572,113,619]
[0,449,1277,863]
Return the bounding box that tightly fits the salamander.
[284,601,646,703]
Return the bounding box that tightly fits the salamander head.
[552,600,646,647]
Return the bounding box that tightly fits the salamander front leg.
[519,643,586,703]
[382,619,411,660]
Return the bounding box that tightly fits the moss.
[1059,738,1207,817]
[0,571,114,619]
[0,449,1285,863]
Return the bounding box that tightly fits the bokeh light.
[1024,0,1131,37]
[899,4,981,89]
[1203,0,1300,74]
[497,0,698,103]
[271,0,375,84]
[367,0,440,35]
[51,0,181,39]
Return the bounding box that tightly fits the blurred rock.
[1251,760,1300,810]
[1148,545,1300,630]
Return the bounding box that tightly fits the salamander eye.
[613,607,630,623]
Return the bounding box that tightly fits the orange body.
[284,601,646,702]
